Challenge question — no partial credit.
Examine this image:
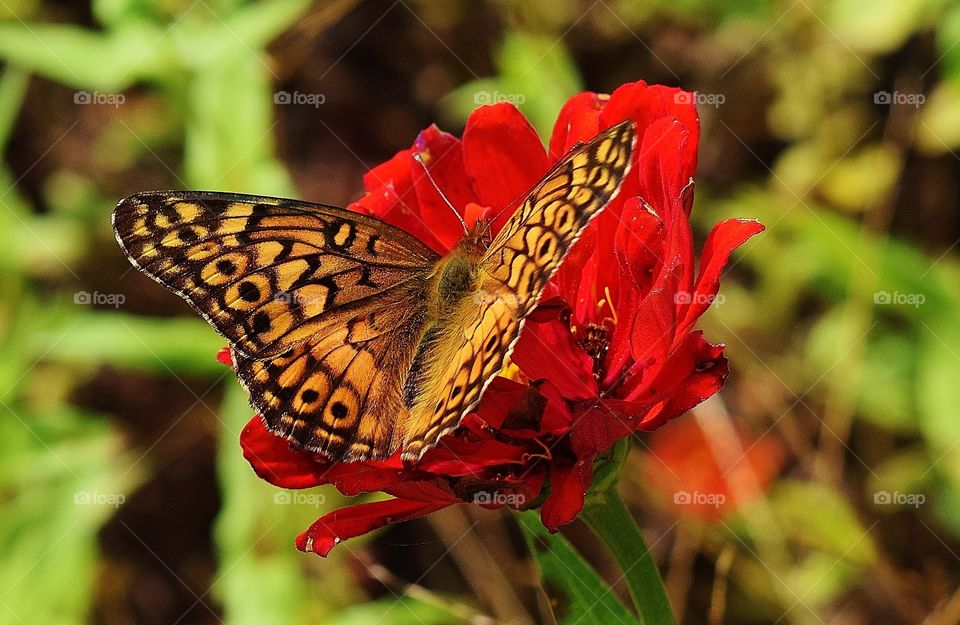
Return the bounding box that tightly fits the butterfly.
[113,120,636,462]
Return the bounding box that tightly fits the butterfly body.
[114,121,635,462]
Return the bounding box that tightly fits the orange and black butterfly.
[113,121,636,462]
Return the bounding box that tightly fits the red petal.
[604,199,666,376]
[462,103,550,234]
[569,402,638,457]
[411,125,479,253]
[216,347,234,368]
[468,376,531,430]
[599,82,700,187]
[677,219,764,335]
[240,417,404,494]
[512,312,597,401]
[552,226,600,323]
[349,147,448,254]
[297,495,454,556]
[417,438,526,476]
[540,455,595,530]
[606,257,683,390]
[629,332,728,430]
[548,91,604,159]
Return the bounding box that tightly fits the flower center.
[578,322,610,379]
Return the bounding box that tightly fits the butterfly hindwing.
[113,191,438,359]
[401,121,636,459]
[234,276,431,461]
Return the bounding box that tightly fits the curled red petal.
[678,218,765,335]
[540,455,595,531]
[240,417,404,494]
[605,257,683,391]
[462,103,550,234]
[297,496,455,557]
[630,331,728,430]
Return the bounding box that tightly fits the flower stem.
[581,487,676,625]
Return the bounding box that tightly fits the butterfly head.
[460,218,493,253]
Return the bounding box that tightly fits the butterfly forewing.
[400,121,637,459]
[113,191,438,359]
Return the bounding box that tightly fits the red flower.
[235,80,764,556]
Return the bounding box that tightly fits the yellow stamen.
[604,286,619,325]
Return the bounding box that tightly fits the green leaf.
[581,491,677,625]
[325,597,469,625]
[32,311,227,377]
[214,384,372,625]
[0,409,145,625]
[519,511,641,625]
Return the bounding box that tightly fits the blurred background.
[1,0,959,623]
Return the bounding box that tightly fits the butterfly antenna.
[413,153,469,236]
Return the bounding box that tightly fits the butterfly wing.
[113,191,438,359]
[234,274,431,460]
[399,120,637,460]
[114,191,440,460]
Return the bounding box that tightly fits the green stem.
[581,488,676,625]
